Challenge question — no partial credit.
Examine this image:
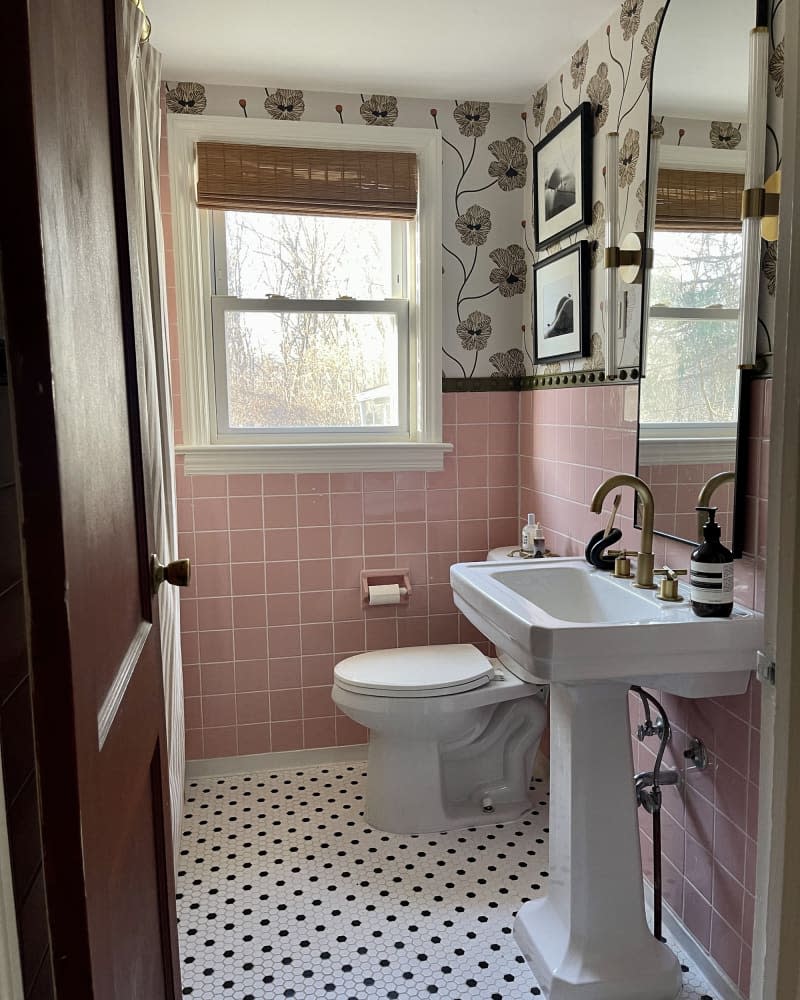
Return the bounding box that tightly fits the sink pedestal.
[514,682,682,1000]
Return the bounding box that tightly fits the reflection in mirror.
[637,0,754,552]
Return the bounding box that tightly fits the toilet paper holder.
[360,568,412,606]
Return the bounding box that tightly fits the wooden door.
[1,0,181,997]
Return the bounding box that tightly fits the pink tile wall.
[640,462,736,544]
[520,377,771,997]
[173,392,520,761]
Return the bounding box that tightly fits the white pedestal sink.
[450,557,763,1000]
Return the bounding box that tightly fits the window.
[639,163,744,466]
[167,117,445,474]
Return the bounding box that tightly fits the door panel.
[2,0,181,996]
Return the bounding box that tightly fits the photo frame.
[532,241,590,364]
[533,102,593,250]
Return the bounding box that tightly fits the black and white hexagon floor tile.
[176,762,717,1000]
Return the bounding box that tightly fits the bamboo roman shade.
[655,168,744,232]
[195,142,418,219]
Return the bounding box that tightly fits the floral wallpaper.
[163,82,527,382]
[651,116,749,150]
[521,0,658,377]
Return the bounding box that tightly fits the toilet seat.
[333,643,492,698]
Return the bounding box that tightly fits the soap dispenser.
[521,514,536,555]
[690,506,733,618]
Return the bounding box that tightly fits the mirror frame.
[634,0,770,559]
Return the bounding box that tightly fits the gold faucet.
[590,474,657,589]
[696,471,735,540]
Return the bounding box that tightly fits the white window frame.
[167,114,447,473]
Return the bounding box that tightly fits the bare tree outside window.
[219,211,400,429]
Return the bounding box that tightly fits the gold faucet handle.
[607,550,637,579]
[654,566,687,602]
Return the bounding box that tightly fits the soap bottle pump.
[690,506,734,618]
[532,520,546,558]
[521,513,536,555]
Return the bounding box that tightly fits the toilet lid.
[334,644,493,697]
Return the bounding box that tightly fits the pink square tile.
[334,619,365,655]
[233,657,267,696]
[395,490,426,522]
[330,472,363,493]
[302,685,334,718]
[713,859,745,935]
[298,525,333,559]
[395,471,425,490]
[184,729,204,761]
[331,492,364,525]
[426,520,458,552]
[183,663,201,697]
[333,557,364,591]
[236,723,270,755]
[683,882,712,949]
[267,593,300,627]
[234,627,268,661]
[458,456,488,488]
[333,588,364,621]
[331,524,363,558]
[228,474,262,496]
[457,392,488,424]
[184,695,203,730]
[426,454,457,491]
[193,496,229,531]
[489,423,518,456]
[429,614,459,645]
[200,661,235,696]
[299,559,333,591]
[195,530,230,565]
[364,523,395,556]
[236,690,269,725]
[426,490,457,522]
[301,654,336,687]
[335,716,369,747]
[270,688,303,721]
[230,529,265,563]
[197,597,233,631]
[364,472,394,491]
[203,726,237,758]
[398,617,429,647]
[458,519,488,553]
[715,812,746,882]
[427,552,457,585]
[230,562,265,596]
[363,491,395,523]
[198,629,234,663]
[264,494,298,529]
[297,492,331,526]
[456,423,488,456]
[300,590,333,623]
[229,495,263,530]
[268,657,301,690]
[192,474,227,498]
[366,618,398,651]
[302,622,334,656]
[233,595,267,629]
[261,473,296,495]
[458,488,488,520]
[442,393,458,423]
[202,693,236,728]
[267,624,302,658]
[303,717,336,749]
[181,631,199,665]
[265,528,299,561]
[195,563,232,599]
[488,454,517,487]
[488,391,518,423]
[710,912,743,984]
[396,522,427,554]
[270,720,304,752]
[297,473,330,494]
[266,560,300,594]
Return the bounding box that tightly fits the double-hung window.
[168,118,445,473]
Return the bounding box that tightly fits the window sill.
[177,441,453,475]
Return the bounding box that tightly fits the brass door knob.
[150,554,192,594]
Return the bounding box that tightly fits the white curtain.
[119,1,185,859]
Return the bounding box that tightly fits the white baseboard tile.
[644,882,745,1000]
[185,743,369,779]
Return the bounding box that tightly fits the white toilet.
[332,548,548,834]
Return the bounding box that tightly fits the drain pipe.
[630,685,677,943]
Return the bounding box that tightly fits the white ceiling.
[146,0,612,104]
[652,0,753,120]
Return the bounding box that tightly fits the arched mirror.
[636,0,763,555]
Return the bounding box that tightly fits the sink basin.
[450,555,764,1000]
[451,556,762,697]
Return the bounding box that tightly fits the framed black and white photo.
[533,102,593,250]
[532,241,590,364]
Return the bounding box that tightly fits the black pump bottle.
[690,506,734,618]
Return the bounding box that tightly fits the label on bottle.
[690,560,734,605]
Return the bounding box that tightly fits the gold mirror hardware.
[761,170,781,242]
[741,178,781,225]
[150,554,191,594]
[654,566,687,603]
[604,234,652,284]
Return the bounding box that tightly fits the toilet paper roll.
[368,584,405,606]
